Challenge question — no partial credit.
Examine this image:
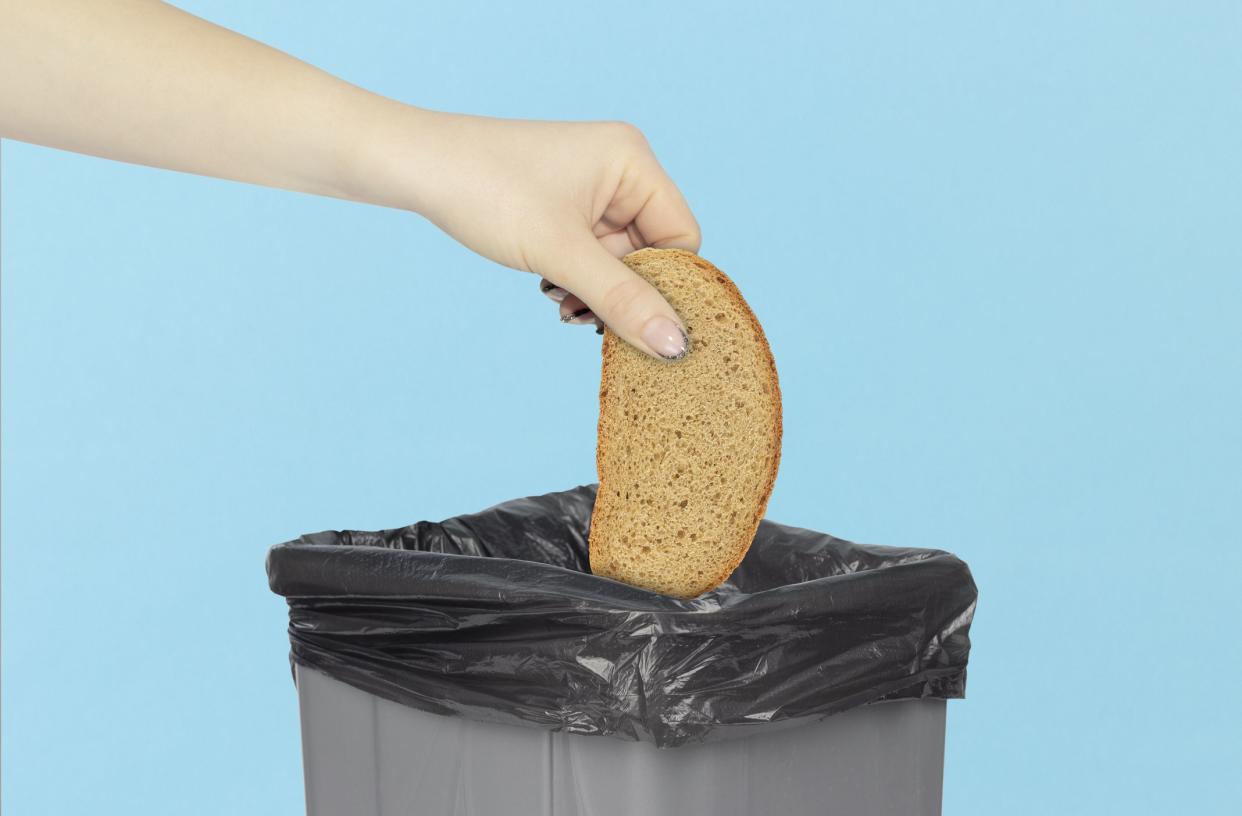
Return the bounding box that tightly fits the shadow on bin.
[267,484,977,816]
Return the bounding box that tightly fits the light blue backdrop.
[3,2,1239,814]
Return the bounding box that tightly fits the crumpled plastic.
[266,484,977,748]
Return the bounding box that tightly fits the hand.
[1,2,699,361]
[396,113,701,360]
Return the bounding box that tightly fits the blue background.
[3,2,1240,813]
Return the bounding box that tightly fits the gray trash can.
[295,664,947,816]
[268,485,976,816]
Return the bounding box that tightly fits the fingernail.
[541,283,568,302]
[561,307,594,324]
[595,323,605,335]
[641,316,690,360]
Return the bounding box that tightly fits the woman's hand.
[358,110,700,360]
[1,1,700,359]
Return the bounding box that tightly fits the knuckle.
[599,277,651,324]
[605,120,648,148]
[684,222,703,249]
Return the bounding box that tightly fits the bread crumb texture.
[589,248,782,598]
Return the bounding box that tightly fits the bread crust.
[590,248,782,598]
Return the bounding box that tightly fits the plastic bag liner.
[266,484,977,748]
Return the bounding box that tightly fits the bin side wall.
[295,667,945,816]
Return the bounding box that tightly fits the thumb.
[540,234,691,362]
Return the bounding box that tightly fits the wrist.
[335,94,457,215]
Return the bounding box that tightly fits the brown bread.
[589,248,782,598]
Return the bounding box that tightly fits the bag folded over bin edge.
[267,484,977,748]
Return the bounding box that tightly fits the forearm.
[0,0,700,358]
[0,0,429,208]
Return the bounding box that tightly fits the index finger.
[632,158,702,253]
[597,151,702,254]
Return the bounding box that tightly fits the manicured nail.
[541,282,568,302]
[561,307,593,324]
[595,323,605,335]
[641,316,690,360]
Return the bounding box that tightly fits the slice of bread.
[589,248,782,598]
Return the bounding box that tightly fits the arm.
[0,0,699,360]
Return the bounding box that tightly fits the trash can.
[267,485,977,816]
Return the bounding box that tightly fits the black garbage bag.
[266,484,977,748]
